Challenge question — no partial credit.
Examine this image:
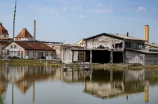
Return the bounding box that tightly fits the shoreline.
[0,59,158,70]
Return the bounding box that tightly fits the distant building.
[144,25,149,42]
[76,38,85,47]
[4,41,55,59]
[0,22,13,56]
[14,28,34,41]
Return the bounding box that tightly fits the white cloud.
[54,0,66,4]
[97,3,101,7]
[79,15,86,18]
[30,6,34,9]
[51,10,56,14]
[152,8,158,12]
[62,6,68,11]
[70,4,83,11]
[87,5,112,13]
[136,6,146,12]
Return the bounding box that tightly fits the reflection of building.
[0,67,8,96]
[144,86,149,102]
[83,70,153,102]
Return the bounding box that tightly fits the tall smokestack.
[33,20,36,40]
[144,25,149,42]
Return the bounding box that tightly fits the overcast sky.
[0,0,158,44]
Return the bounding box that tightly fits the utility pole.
[13,0,17,41]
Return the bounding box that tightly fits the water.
[0,64,158,104]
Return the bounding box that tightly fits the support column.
[110,50,113,63]
[84,51,86,62]
[123,52,124,63]
[72,51,74,63]
[90,50,92,63]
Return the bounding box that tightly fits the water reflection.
[0,64,158,104]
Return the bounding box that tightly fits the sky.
[0,0,158,44]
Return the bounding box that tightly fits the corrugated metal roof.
[85,33,146,41]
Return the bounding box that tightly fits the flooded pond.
[0,64,158,104]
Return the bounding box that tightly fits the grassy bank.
[0,59,158,70]
[92,63,158,70]
[0,59,62,67]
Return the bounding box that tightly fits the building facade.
[72,33,158,65]
[4,41,55,59]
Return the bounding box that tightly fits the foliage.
[0,93,6,104]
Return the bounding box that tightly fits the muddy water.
[0,64,158,104]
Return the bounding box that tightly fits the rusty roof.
[0,22,9,35]
[14,41,55,51]
[15,28,33,38]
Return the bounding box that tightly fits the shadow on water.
[0,64,158,104]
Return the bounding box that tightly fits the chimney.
[0,22,2,25]
[127,32,129,37]
[144,25,149,42]
[33,20,36,40]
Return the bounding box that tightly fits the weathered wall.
[86,35,124,50]
[61,47,78,63]
[125,50,145,65]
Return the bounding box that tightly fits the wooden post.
[110,50,113,63]
[90,50,92,63]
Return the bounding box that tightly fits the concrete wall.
[125,50,145,65]
[61,47,78,63]
[145,55,158,65]
[85,35,124,50]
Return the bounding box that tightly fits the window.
[11,51,13,57]
[18,51,20,56]
[33,51,36,57]
[14,45,17,48]
[27,51,29,57]
[55,47,59,49]
[125,42,131,48]
[11,45,13,49]
[4,35,6,38]
[51,52,54,57]
[45,52,48,56]
[14,51,16,56]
